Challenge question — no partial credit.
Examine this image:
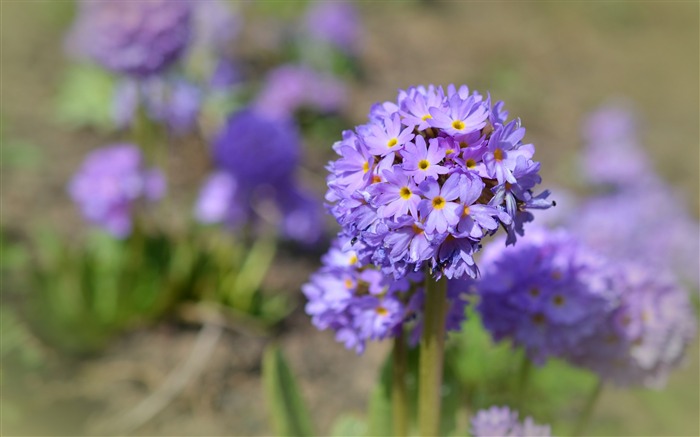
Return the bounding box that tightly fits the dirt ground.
[1,1,698,436]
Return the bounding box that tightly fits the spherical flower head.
[212,109,301,188]
[253,64,347,120]
[470,406,552,437]
[477,227,617,364]
[565,263,696,388]
[581,102,651,188]
[325,84,552,282]
[68,144,165,238]
[303,1,361,55]
[66,0,193,77]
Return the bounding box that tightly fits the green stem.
[572,379,604,436]
[515,353,532,410]
[392,330,409,437]
[418,272,448,437]
[231,232,278,313]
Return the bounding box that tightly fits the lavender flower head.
[326,85,552,282]
[581,102,651,188]
[303,1,361,55]
[302,235,469,353]
[68,144,165,238]
[470,406,552,437]
[253,64,347,120]
[66,0,192,77]
[194,109,322,244]
[565,263,696,388]
[477,227,617,364]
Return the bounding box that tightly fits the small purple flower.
[470,406,551,437]
[194,171,244,226]
[428,94,488,136]
[418,174,462,234]
[367,167,421,219]
[402,136,449,183]
[68,144,165,238]
[483,120,534,185]
[363,114,414,157]
[66,0,192,77]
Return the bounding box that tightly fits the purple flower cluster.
[477,227,617,364]
[114,78,202,134]
[253,64,347,120]
[302,236,469,353]
[326,85,552,281]
[66,0,192,77]
[302,1,361,55]
[194,109,322,244]
[470,406,551,437]
[566,264,696,388]
[68,144,165,238]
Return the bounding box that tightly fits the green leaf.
[54,63,116,131]
[262,344,315,437]
[329,414,367,437]
[366,351,393,436]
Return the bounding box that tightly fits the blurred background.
[1,1,698,436]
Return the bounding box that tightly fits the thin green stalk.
[231,232,278,313]
[515,353,532,410]
[572,379,604,437]
[418,272,448,437]
[392,330,409,437]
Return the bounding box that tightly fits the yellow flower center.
[459,141,469,148]
[451,120,465,130]
[412,223,424,235]
[362,161,370,173]
[387,138,398,148]
[445,149,455,155]
[529,287,540,298]
[493,148,504,161]
[421,114,432,121]
[553,295,565,307]
[466,158,477,169]
[376,306,389,316]
[344,279,354,289]
[418,159,430,170]
[532,313,546,325]
[432,196,446,210]
[372,175,382,184]
[399,186,412,200]
[348,254,358,265]
[463,205,470,216]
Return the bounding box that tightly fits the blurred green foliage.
[54,63,116,132]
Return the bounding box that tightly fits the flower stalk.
[572,379,604,436]
[418,272,448,437]
[392,330,409,437]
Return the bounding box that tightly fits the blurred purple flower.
[581,102,651,187]
[195,109,323,244]
[566,263,696,388]
[68,144,165,238]
[193,0,238,55]
[471,406,551,437]
[66,0,192,77]
[303,1,361,55]
[253,64,347,120]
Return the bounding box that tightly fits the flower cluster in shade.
[477,227,618,365]
[302,1,361,55]
[470,406,551,437]
[194,109,322,244]
[253,64,347,121]
[571,102,699,290]
[114,78,201,134]
[477,227,696,387]
[325,84,552,281]
[68,144,165,238]
[565,264,696,388]
[302,236,470,354]
[66,0,192,77]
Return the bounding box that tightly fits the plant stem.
[392,330,409,437]
[572,379,604,437]
[418,272,448,437]
[515,353,532,410]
